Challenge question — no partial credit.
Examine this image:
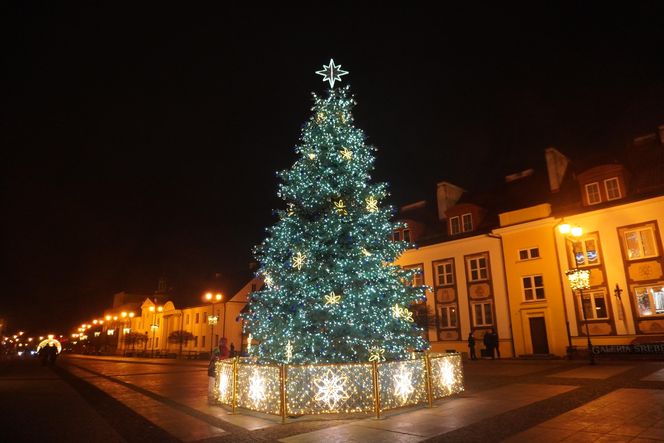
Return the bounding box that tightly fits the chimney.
[545,147,569,193]
[436,181,464,221]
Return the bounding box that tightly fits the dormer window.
[450,213,473,235]
[604,177,621,200]
[462,213,473,231]
[392,228,411,243]
[585,182,601,205]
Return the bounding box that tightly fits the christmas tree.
[243,60,429,364]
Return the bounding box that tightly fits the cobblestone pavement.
[5,355,663,442]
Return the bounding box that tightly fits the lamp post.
[149,304,163,357]
[560,224,595,365]
[204,292,222,355]
[120,312,135,355]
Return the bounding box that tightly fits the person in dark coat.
[467,332,477,360]
[483,330,495,359]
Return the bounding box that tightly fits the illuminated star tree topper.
[316,58,349,88]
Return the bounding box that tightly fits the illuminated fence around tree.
[213,352,463,420]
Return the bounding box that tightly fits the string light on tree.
[285,340,293,363]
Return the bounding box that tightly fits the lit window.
[623,227,658,260]
[467,256,488,281]
[434,260,454,286]
[522,275,545,301]
[439,305,457,328]
[634,285,664,317]
[519,247,540,260]
[580,291,609,320]
[570,234,601,267]
[585,182,601,205]
[450,216,461,235]
[462,213,473,232]
[472,302,493,326]
[604,178,621,200]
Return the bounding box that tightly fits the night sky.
[3,4,664,334]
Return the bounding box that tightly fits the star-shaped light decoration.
[315,59,349,88]
[292,251,307,270]
[333,199,348,215]
[247,333,253,354]
[286,203,296,216]
[391,304,414,322]
[361,247,372,257]
[313,369,350,410]
[324,291,341,306]
[263,274,274,288]
[393,366,415,404]
[365,196,379,213]
[340,147,353,160]
[368,346,386,362]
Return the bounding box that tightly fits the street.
[1,355,663,442]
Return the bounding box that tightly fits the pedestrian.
[208,338,230,403]
[492,328,501,359]
[229,342,235,358]
[46,343,58,366]
[467,331,477,360]
[38,345,48,366]
[483,330,495,359]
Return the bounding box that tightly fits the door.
[529,317,550,354]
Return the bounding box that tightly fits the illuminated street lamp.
[204,292,222,355]
[149,304,163,357]
[560,224,595,365]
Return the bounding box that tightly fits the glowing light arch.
[36,338,62,354]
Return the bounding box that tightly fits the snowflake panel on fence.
[236,363,282,415]
[377,358,428,411]
[429,353,464,399]
[286,363,375,415]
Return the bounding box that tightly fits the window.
[462,213,473,232]
[202,336,206,348]
[203,312,208,323]
[251,283,257,292]
[450,216,461,235]
[467,256,488,281]
[472,302,493,326]
[604,178,621,200]
[623,227,658,260]
[519,247,540,261]
[402,229,411,242]
[434,260,454,286]
[393,231,401,241]
[439,304,457,328]
[585,182,601,205]
[522,275,545,301]
[570,235,601,266]
[195,313,200,324]
[580,291,609,320]
[185,314,189,325]
[404,265,423,287]
[194,336,198,347]
[634,285,664,317]
[155,338,159,348]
